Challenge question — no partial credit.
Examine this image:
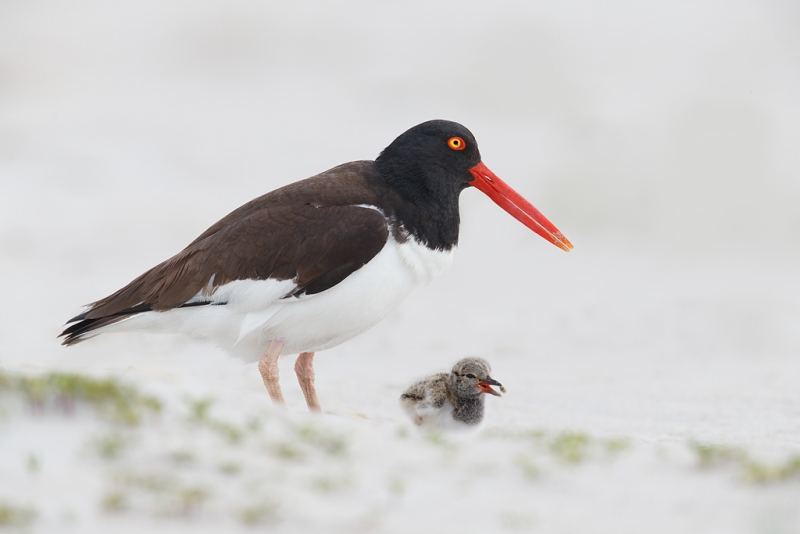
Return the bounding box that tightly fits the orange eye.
[448,136,466,151]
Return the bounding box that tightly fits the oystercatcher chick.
[59,120,570,412]
[400,357,504,429]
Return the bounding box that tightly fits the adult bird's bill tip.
[468,161,573,252]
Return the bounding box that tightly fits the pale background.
[1,1,799,532]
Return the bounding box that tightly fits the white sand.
[1,1,799,532]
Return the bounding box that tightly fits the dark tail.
[59,303,153,346]
[58,300,222,345]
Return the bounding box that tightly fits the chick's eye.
[448,136,466,151]
[465,373,476,379]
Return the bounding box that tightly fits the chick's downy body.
[400,358,503,429]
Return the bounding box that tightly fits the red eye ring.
[448,136,466,151]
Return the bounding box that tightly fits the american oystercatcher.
[400,357,504,428]
[60,120,571,411]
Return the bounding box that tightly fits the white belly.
[98,236,454,361]
[401,398,481,430]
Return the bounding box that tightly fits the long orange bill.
[469,161,573,251]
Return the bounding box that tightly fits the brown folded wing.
[61,162,392,345]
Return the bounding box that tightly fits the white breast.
[403,397,481,431]
[397,237,455,284]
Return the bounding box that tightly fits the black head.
[373,119,574,253]
[375,120,482,205]
[373,120,482,249]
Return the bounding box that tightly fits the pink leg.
[294,352,321,412]
[258,339,286,406]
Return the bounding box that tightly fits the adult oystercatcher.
[400,357,504,428]
[60,120,571,411]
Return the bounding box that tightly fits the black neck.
[374,156,465,251]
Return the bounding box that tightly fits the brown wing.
[60,203,389,345]
[111,204,388,309]
[59,161,395,344]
